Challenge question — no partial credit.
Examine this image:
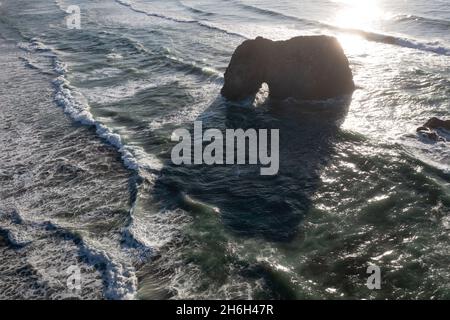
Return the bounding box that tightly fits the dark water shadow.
[151,94,351,242]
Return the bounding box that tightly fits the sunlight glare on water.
[333,0,383,30]
[332,0,385,52]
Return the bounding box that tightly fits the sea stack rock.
[221,36,355,101]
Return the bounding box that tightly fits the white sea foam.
[15,37,171,299]
[18,39,52,52]
[395,38,450,56]
[106,52,123,60]
[50,59,145,172]
[23,37,165,180]
[400,132,450,174]
[82,78,170,105]
[0,209,138,300]
[74,67,125,82]
[147,81,221,130]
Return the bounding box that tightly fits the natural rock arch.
[221,36,355,101]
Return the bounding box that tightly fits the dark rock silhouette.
[416,117,450,142]
[221,36,355,101]
[421,117,450,131]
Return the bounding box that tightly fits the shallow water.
[0,0,449,299]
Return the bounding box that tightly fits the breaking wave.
[16,37,166,299]
[114,0,247,38]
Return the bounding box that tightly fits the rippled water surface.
[0,0,449,299]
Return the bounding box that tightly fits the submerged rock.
[221,36,355,101]
[416,127,446,142]
[416,117,449,142]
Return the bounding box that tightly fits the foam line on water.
[114,0,248,39]
[0,209,138,300]
[16,37,167,299]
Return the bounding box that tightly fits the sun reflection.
[332,0,382,30]
[331,0,385,53]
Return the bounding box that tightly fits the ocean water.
[0,0,449,299]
